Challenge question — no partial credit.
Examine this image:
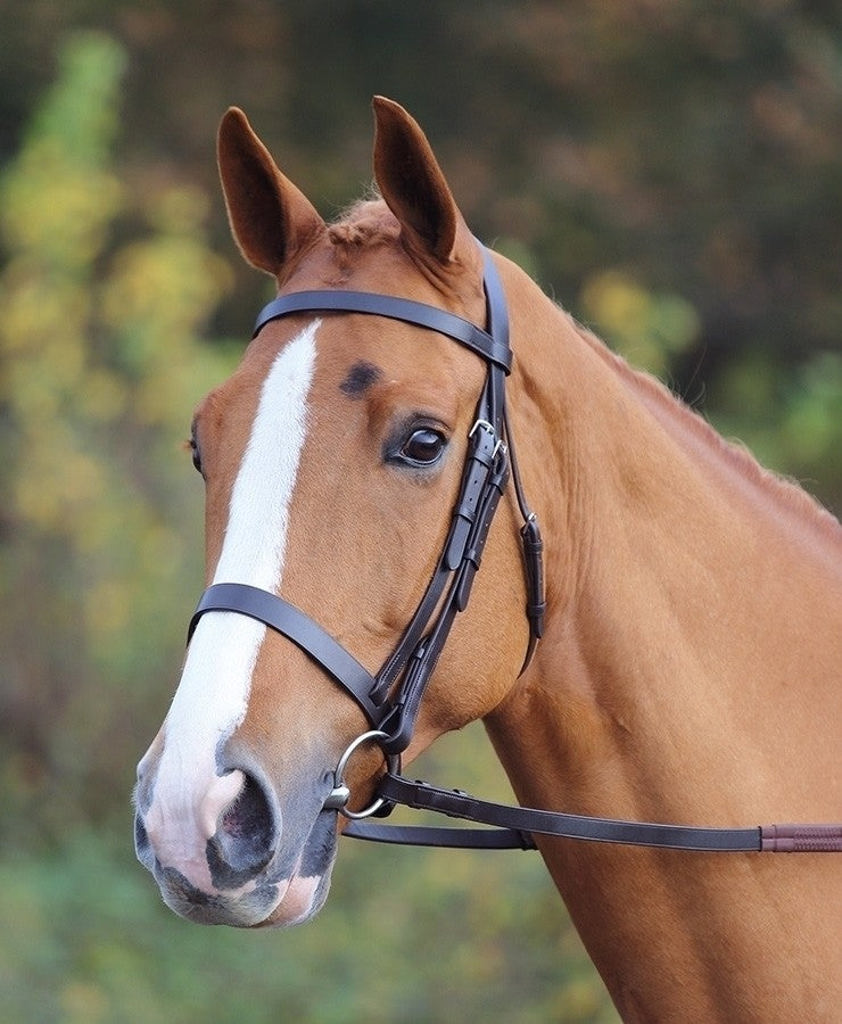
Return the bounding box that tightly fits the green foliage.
[0,31,235,842]
[711,349,842,507]
[580,269,700,377]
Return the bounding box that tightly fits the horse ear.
[217,107,325,277]
[372,96,468,265]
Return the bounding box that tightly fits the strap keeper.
[444,420,499,570]
[521,516,546,640]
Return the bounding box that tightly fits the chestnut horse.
[135,98,842,1021]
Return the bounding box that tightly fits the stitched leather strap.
[759,824,842,852]
[375,774,762,851]
[343,774,842,852]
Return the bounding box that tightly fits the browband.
[253,289,512,372]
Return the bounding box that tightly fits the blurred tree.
[1,3,840,513]
[0,30,234,846]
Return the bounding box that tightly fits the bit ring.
[325,730,400,819]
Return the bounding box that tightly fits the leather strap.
[343,819,537,850]
[189,583,389,726]
[254,290,512,372]
[345,773,842,853]
[375,774,762,851]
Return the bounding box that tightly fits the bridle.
[187,244,842,856]
[189,246,543,753]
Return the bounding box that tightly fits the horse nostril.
[221,773,273,840]
[134,812,151,864]
[207,772,280,889]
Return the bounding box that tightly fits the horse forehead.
[283,222,489,329]
[236,229,489,401]
[242,312,482,423]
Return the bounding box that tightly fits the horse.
[134,97,842,1022]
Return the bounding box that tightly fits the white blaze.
[145,322,319,874]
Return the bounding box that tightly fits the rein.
[346,764,842,853]
[188,245,842,856]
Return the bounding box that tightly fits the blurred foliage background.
[1,3,841,1022]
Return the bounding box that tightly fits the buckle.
[468,418,494,439]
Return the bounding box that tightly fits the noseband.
[186,245,842,856]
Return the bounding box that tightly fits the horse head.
[133,98,535,927]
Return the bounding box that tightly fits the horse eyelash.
[185,431,204,475]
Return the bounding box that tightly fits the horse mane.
[572,318,842,544]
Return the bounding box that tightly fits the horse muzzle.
[133,748,337,927]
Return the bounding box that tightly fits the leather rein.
[188,245,842,856]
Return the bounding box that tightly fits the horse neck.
[487,295,842,1021]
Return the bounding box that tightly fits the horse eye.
[400,427,447,467]
[190,441,202,474]
[189,428,203,475]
